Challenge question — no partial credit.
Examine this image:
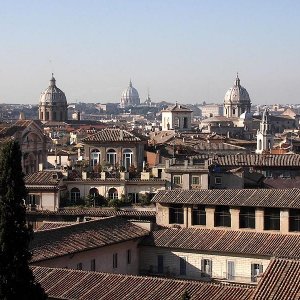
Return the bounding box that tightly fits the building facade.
[161,103,193,131]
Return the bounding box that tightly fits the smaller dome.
[224,74,250,104]
[120,80,140,108]
[39,74,67,105]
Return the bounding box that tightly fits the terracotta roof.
[212,154,300,167]
[32,266,254,300]
[25,171,63,185]
[30,217,149,262]
[141,227,300,259]
[152,189,300,209]
[81,128,142,143]
[27,208,156,218]
[36,222,75,231]
[251,258,300,300]
[264,177,300,188]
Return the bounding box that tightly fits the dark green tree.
[180,290,191,300]
[0,140,47,299]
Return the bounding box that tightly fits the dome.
[39,74,67,105]
[224,74,250,104]
[120,80,140,108]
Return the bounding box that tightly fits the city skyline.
[0,0,300,105]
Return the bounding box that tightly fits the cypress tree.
[0,140,47,299]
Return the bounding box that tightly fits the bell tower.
[256,108,273,154]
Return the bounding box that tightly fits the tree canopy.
[0,140,47,299]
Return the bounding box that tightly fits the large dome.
[120,80,140,108]
[39,74,67,105]
[224,74,250,104]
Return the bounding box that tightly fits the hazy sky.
[0,0,300,105]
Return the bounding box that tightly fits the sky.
[0,0,300,105]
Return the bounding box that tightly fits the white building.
[201,104,223,118]
[161,103,193,131]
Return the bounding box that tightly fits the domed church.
[120,80,140,108]
[39,74,68,122]
[224,74,251,118]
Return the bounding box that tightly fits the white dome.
[120,80,140,108]
[39,75,67,105]
[224,75,250,104]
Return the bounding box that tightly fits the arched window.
[259,139,262,150]
[70,187,80,203]
[90,149,101,167]
[89,188,99,197]
[108,188,118,199]
[107,149,117,165]
[123,149,133,171]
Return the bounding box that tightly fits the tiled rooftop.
[212,154,300,167]
[141,227,300,259]
[37,222,76,231]
[251,258,300,300]
[81,128,142,143]
[32,266,254,300]
[30,217,149,262]
[25,171,63,185]
[27,208,156,218]
[152,188,300,209]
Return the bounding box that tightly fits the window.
[76,263,82,270]
[258,139,262,150]
[264,208,280,230]
[215,206,231,227]
[239,207,255,229]
[192,205,206,226]
[52,111,56,121]
[215,177,222,185]
[123,149,133,171]
[227,261,235,280]
[173,175,182,185]
[127,193,139,204]
[192,176,200,185]
[127,250,131,264]
[201,259,212,277]
[70,187,81,203]
[91,259,96,271]
[113,253,118,269]
[26,194,37,206]
[289,209,300,232]
[179,256,187,276]
[169,204,184,224]
[183,117,188,129]
[108,188,118,199]
[107,149,117,165]
[89,188,99,197]
[251,263,263,282]
[90,149,101,167]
